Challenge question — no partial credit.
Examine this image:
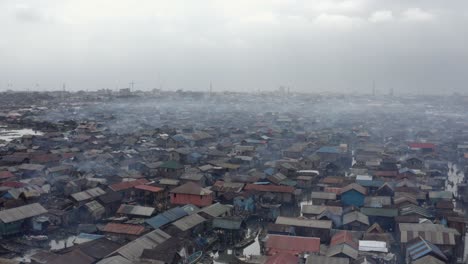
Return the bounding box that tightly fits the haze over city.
[1,0,468,93]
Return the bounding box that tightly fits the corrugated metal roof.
[275,216,332,229]
[0,203,47,223]
[301,205,326,215]
[110,229,171,261]
[330,231,358,249]
[134,185,163,193]
[306,255,349,264]
[360,207,398,217]
[343,211,369,226]
[407,237,447,261]
[340,183,367,195]
[71,187,106,202]
[117,204,155,217]
[399,204,434,218]
[103,223,145,236]
[399,223,460,245]
[266,235,320,254]
[109,179,149,192]
[172,213,206,231]
[199,203,232,217]
[212,217,243,230]
[84,200,105,215]
[145,207,188,229]
[327,244,359,259]
[310,191,336,200]
[358,240,388,252]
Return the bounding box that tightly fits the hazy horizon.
[1,0,467,93]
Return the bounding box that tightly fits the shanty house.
[170,182,213,207]
[340,183,367,207]
[0,203,47,235]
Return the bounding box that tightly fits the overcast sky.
[1,0,467,93]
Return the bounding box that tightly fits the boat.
[185,251,203,264]
[25,235,49,241]
[234,228,260,249]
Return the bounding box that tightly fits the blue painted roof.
[145,207,188,229]
[407,237,447,261]
[264,168,275,176]
[316,146,340,154]
[76,233,104,240]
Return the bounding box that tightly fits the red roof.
[1,181,26,188]
[103,223,145,235]
[265,253,299,264]
[30,153,62,164]
[265,235,320,255]
[110,179,149,192]
[134,184,163,193]
[408,143,435,149]
[324,187,342,194]
[244,184,294,193]
[330,230,358,249]
[0,171,15,180]
[375,171,398,177]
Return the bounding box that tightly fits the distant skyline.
[1,0,467,93]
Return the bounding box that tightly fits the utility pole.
[129,81,135,91]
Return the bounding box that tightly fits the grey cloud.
[0,0,467,94]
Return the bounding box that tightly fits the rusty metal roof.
[103,223,145,236]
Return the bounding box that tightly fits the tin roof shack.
[265,234,320,256]
[212,217,244,245]
[79,200,105,223]
[70,187,106,206]
[309,191,337,205]
[165,213,207,238]
[327,230,359,260]
[360,207,398,231]
[340,184,367,207]
[405,236,447,264]
[97,190,123,217]
[398,223,460,259]
[179,172,207,187]
[244,184,296,204]
[117,204,155,219]
[211,181,244,202]
[133,184,165,208]
[106,229,172,261]
[109,178,149,199]
[170,182,213,207]
[16,163,45,178]
[275,216,332,242]
[158,160,184,178]
[102,223,146,240]
[428,191,453,205]
[342,211,369,231]
[0,203,47,235]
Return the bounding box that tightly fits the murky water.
[0,128,43,142]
